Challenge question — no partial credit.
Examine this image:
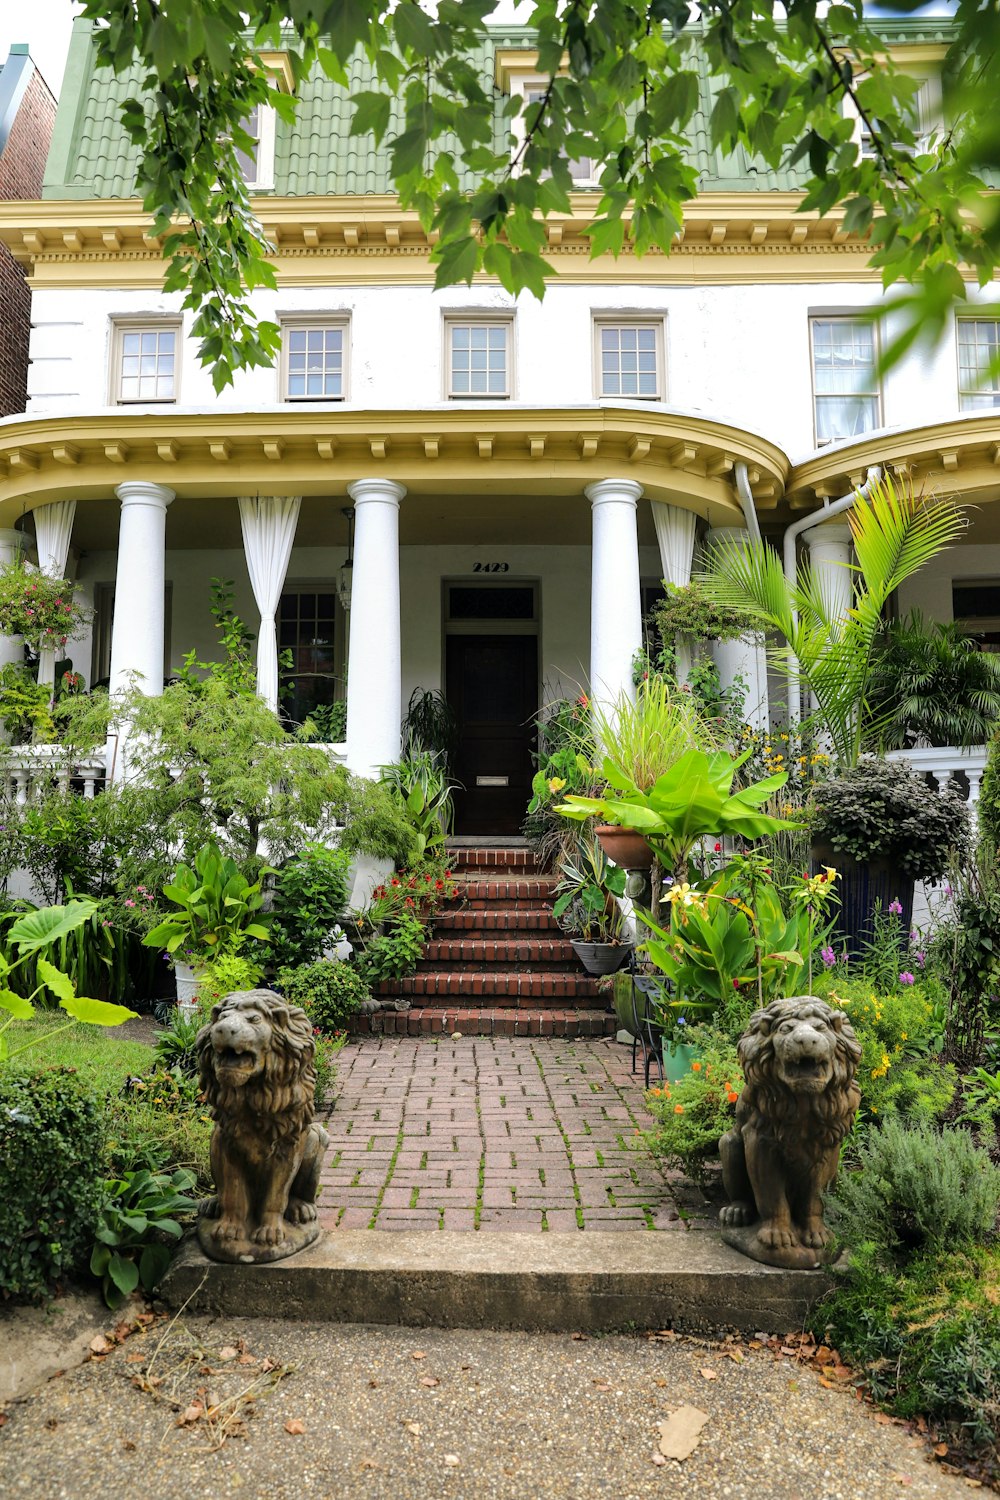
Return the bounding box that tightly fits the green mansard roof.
[42,14,958,202]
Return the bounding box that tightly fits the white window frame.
[280,315,350,402]
[234,101,277,190]
[443,314,515,400]
[847,69,943,161]
[593,316,665,401]
[109,319,182,406]
[808,314,882,448]
[956,316,1000,412]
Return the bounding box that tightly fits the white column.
[108,481,174,696]
[587,478,644,714]
[803,521,853,633]
[0,527,25,671]
[345,478,405,780]
[705,525,770,731]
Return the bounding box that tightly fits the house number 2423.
[472,562,510,573]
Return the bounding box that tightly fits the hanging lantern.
[336,505,355,611]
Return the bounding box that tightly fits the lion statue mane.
[719,995,861,1269]
[195,988,329,1262]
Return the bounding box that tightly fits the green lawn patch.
[7,1018,154,1093]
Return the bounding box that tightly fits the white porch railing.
[884,744,987,822]
[3,744,110,802]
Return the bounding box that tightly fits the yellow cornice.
[0,405,788,524]
[786,415,1000,510]
[0,191,906,290]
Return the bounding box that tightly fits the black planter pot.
[811,843,914,957]
[570,940,633,976]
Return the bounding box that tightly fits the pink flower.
[124,899,135,908]
[898,971,915,985]
[821,946,836,968]
[888,899,903,916]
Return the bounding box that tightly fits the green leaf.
[349,91,392,145]
[108,1251,140,1296]
[60,996,138,1028]
[0,988,33,1020]
[36,958,77,1003]
[139,1242,172,1290]
[8,900,98,954]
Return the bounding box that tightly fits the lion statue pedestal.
[195,989,330,1265]
[719,996,861,1271]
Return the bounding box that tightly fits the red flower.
[714,842,721,853]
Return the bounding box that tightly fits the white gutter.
[733,462,763,547]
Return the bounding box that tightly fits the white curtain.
[651,501,697,587]
[238,494,301,713]
[33,500,77,691]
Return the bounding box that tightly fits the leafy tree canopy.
[78,0,1000,390]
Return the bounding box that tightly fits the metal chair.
[629,967,667,1089]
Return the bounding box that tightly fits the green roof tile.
[42,15,960,202]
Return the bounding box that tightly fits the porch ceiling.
[0,406,787,534]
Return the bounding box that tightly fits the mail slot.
[476,775,509,787]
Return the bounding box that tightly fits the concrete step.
[351,1005,615,1037]
[376,971,604,1001]
[419,937,578,970]
[161,1230,834,1335]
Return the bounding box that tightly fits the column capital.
[585,478,643,509]
[348,477,406,508]
[802,520,853,548]
[115,480,175,510]
[705,524,750,544]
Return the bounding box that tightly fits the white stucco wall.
[28,279,1000,461]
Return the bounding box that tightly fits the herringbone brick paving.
[318,1036,715,1233]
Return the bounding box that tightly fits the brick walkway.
[318,1036,715,1233]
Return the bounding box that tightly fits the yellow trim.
[0,405,787,524]
[258,50,295,94]
[0,191,922,290]
[786,415,1000,510]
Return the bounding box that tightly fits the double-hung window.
[595,319,664,399]
[112,322,180,404]
[957,318,1000,411]
[282,319,349,401]
[810,317,881,445]
[233,102,277,189]
[445,318,513,399]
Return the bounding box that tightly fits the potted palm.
[552,834,630,976]
[142,842,272,1006]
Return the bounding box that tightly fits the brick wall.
[0,68,57,416]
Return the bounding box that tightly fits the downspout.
[781,463,883,727]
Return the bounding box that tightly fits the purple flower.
[821,946,836,968]
[915,951,926,968]
[899,971,915,986]
[888,899,903,916]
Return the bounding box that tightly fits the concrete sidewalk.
[320,1036,711,1233]
[0,1312,968,1500]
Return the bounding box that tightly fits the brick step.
[376,970,604,1002]
[457,878,557,903]
[434,909,561,933]
[351,1006,615,1038]
[445,846,539,872]
[420,938,577,968]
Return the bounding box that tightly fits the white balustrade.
[2,744,109,805]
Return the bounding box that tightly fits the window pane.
[958,320,1000,403]
[812,318,878,440]
[598,324,660,398]
[284,324,346,400]
[815,395,879,444]
[449,324,507,396]
[118,326,176,402]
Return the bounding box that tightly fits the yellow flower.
[548,776,567,793]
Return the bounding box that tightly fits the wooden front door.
[446,633,538,835]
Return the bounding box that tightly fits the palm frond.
[849,474,966,605]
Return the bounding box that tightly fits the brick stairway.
[359,843,616,1038]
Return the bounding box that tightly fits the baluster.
[82,774,96,800]
[14,771,28,806]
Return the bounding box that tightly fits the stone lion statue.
[719,996,861,1269]
[195,989,329,1263]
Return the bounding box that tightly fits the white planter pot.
[173,959,203,1006]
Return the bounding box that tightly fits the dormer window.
[494,49,598,188]
[235,103,276,190]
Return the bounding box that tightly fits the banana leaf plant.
[555,748,799,878]
[0,899,137,1064]
[142,842,271,961]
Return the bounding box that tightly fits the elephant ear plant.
[143,841,272,960]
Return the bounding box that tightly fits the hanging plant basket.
[594,825,655,871]
[0,558,88,652]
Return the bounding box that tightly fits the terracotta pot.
[570,939,632,976]
[595,825,655,870]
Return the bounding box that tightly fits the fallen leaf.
[894,1477,912,1487]
[237,1353,257,1366]
[818,1378,835,1390]
[368,1379,379,1388]
[659,1405,710,1461]
[411,1350,427,1361]
[933,1443,949,1457]
[875,1413,893,1426]
[179,1403,204,1425]
[420,1376,440,1388]
[121,1440,136,1452]
[780,1346,798,1357]
[724,1349,744,1363]
[815,1346,834,1365]
[699,1368,718,1381]
[571,1332,588,1341]
[654,1379,667,1388]
[260,1357,276,1373]
[284,1419,306,1435]
[832,1364,853,1380]
[219,1346,239,1361]
[443,1455,459,1467]
[965,1478,983,1488]
[125,1352,145,1365]
[89,1335,110,1356]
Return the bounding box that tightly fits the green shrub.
[106,1068,213,1191]
[0,1067,105,1301]
[197,951,265,1003]
[813,1244,1000,1455]
[267,843,351,969]
[811,759,969,883]
[91,1166,197,1309]
[643,1030,743,1182]
[815,978,952,1125]
[353,911,426,987]
[337,776,419,866]
[829,1118,1000,1262]
[277,960,370,1035]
